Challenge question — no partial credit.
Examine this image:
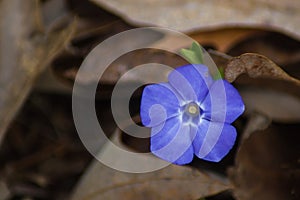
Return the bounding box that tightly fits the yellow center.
[187,104,198,115]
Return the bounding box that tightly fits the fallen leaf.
[225,53,300,86]
[0,0,75,144]
[221,52,300,123]
[71,130,232,200]
[90,0,300,39]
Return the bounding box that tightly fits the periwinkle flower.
[140,64,245,165]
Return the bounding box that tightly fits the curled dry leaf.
[71,130,232,200]
[208,49,300,124]
[225,53,300,86]
[219,52,300,123]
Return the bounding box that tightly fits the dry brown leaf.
[90,0,300,39]
[208,50,300,123]
[0,0,75,144]
[229,123,300,200]
[71,130,232,200]
[222,52,300,123]
[225,53,300,86]
[72,163,231,200]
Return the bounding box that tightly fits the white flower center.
[186,102,199,116]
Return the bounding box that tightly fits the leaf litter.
[0,0,300,200]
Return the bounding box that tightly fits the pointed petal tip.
[194,121,237,162]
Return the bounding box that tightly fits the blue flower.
[140,64,245,165]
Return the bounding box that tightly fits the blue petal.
[168,64,213,103]
[193,119,237,162]
[150,116,181,150]
[140,83,181,127]
[201,80,245,124]
[151,117,197,165]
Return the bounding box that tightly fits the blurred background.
[0,0,299,199]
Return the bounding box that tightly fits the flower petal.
[150,116,181,150]
[201,80,245,124]
[140,83,181,127]
[168,64,213,103]
[151,117,197,165]
[202,124,237,162]
[193,119,237,162]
